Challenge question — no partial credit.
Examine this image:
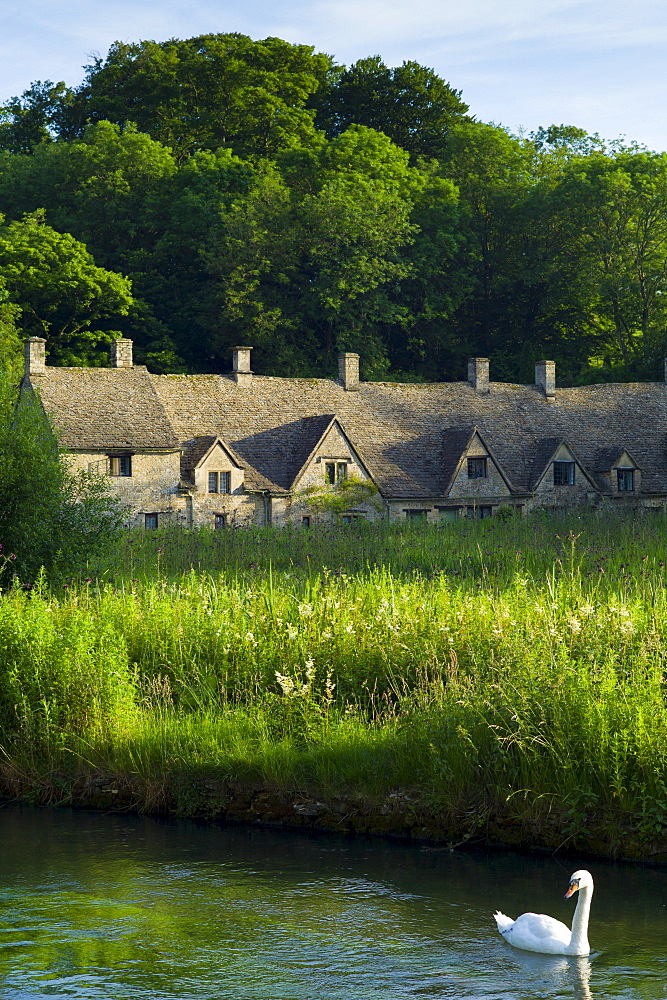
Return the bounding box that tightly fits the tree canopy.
[0,31,665,384]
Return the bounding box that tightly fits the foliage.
[315,56,469,160]
[55,34,337,161]
[0,376,125,583]
[2,513,667,854]
[0,210,133,364]
[0,32,666,382]
[298,476,382,514]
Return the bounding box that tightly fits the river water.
[0,806,665,999]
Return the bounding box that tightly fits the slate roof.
[149,374,667,497]
[25,364,667,498]
[24,366,177,451]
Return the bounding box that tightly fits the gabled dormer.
[442,426,514,498]
[594,447,642,494]
[531,439,598,495]
[182,436,245,495]
[291,415,376,492]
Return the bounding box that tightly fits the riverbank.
[2,514,667,861]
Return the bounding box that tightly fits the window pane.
[324,462,336,485]
[553,461,575,486]
[208,472,218,493]
[119,455,131,477]
[406,509,428,522]
[467,457,487,479]
[302,516,311,527]
[336,463,348,483]
[617,469,634,491]
[220,472,231,494]
[214,513,226,529]
[145,513,158,530]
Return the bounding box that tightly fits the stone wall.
[65,450,183,528]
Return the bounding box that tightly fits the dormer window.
[208,471,231,494]
[467,457,487,479]
[617,468,635,491]
[109,454,132,477]
[553,461,575,486]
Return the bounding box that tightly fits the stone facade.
[19,338,667,528]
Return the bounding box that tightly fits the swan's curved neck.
[568,883,593,954]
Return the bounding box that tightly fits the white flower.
[298,602,314,617]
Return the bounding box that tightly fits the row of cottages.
[20,336,667,529]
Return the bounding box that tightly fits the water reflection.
[0,807,665,998]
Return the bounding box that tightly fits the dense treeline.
[1,32,666,383]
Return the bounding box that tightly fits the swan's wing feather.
[500,911,572,955]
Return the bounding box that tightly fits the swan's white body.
[494,870,594,956]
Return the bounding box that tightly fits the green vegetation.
[1,33,667,379]
[0,377,125,582]
[2,513,667,856]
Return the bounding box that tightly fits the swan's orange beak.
[564,881,579,899]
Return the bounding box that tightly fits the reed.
[3,512,667,852]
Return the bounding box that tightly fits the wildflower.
[298,602,313,617]
[286,626,298,641]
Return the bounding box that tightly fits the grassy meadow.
[2,512,667,856]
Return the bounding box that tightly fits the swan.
[494,870,594,956]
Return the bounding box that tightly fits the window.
[439,508,460,524]
[465,506,492,520]
[109,454,132,477]
[302,515,311,528]
[617,468,635,492]
[467,457,487,479]
[214,513,227,529]
[340,513,363,524]
[145,513,158,530]
[208,471,231,494]
[553,461,575,486]
[325,462,348,484]
[405,509,429,523]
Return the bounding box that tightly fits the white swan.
[494,870,594,956]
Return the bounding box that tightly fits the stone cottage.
[19,336,667,528]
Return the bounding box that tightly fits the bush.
[0,373,125,584]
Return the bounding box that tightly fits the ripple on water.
[0,809,666,999]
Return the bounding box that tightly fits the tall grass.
[4,512,667,852]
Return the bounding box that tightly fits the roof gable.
[290,416,377,490]
[441,425,515,495]
[182,435,245,473]
[531,439,599,492]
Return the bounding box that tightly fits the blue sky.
[1,0,666,150]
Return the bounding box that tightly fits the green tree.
[315,56,469,159]
[0,377,124,584]
[57,34,337,160]
[0,278,21,374]
[203,128,419,376]
[0,211,133,365]
[547,150,667,374]
[0,80,72,153]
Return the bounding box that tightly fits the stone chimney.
[535,360,556,399]
[468,358,489,393]
[24,337,46,375]
[338,352,360,391]
[110,338,133,368]
[232,346,253,387]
